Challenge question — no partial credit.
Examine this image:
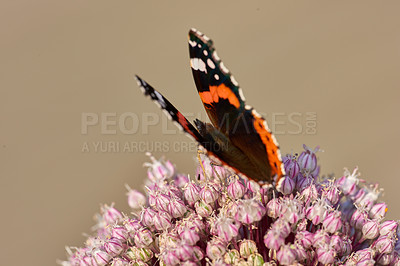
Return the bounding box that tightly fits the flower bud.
[179,229,200,245]
[298,145,318,173]
[206,238,227,261]
[239,239,258,258]
[101,204,123,224]
[266,198,281,219]
[362,219,380,239]
[379,220,398,236]
[215,217,239,242]
[237,198,266,224]
[168,198,187,218]
[184,181,201,204]
[247,253,265,265]
[373,235,395,254]
[92,248,112,266]
[134,228,153,248]
[195,200,213,217]
[154,211,172,231]
[227,177,246,199]
[278,176,295,195]
[223,249,240,264]
[104,238,124,256]
[369,202,387,219]
[276,244,296,265]
[264,229,285,250]
[176,244,194,261]
[200,183,219,204]
[350,208,367,230]
[295,231,313,249]
[126,188,146,209]
[316,245,335,264]
[322,210,343,233]
[141,207,157,229]
[111,226,129,241]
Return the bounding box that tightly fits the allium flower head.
[62,145,400,265]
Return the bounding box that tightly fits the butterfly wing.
[135,75,204,142]
[188,28,246,134]
[188,29,285,183]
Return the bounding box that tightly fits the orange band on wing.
[253,116,285,179]
[199,84,240,108]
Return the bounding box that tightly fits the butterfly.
[135,28,285,187]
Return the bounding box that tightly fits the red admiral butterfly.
[136,28,285,187]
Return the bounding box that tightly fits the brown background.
[1,1,399,265]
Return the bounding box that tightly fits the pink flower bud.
[192,246,204,261]
[179,229,200,245]
[312,229,330,247]
[373,235,395,254]
[284,157,300,180]
[126,188,146,209]
[369,202,387,219]
[134,228,153,248]
[101,204,123,224]
[295,231,313,249]
[322,210,343,233]
[111,226,129,241]
[236,198,266,224]
[264,230,285,250]
[176,244,194,261]
[200,183,219,204]
[278,176,295,195]
[227,178,246,199]
[362,219,380,239]
[298,144,318,173]
[104,238,124,256]
[92,248,112,266]
[350,208,368,230]
[195,200,213,217]
[184,181,201,204]
[379,220,398,236]
[161,251,180,265]
[277,244,296,265]
[168,198,187,218]
[316,245,335,264]
[206,238,227,261]
[215,217,239,242]
[377,252,393,265]
[239,240,258,258]
[174,174,189,188]
[154,193,171,212]
[266,198,282,219]
[330,235,343,253]
[306,199,327,225]
[323,184,341,205]
[141,207,157,229]
[154,211,172,231]
[300,183,319,203]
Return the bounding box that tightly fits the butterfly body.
[136,28,285,186]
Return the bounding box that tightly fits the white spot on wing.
[189,40,197,47]
[191,58,207,73]
[203,50,208,56]
[245,105,252,110]
[231,76,239,86]
[271,134,279,146]
[220,62,229,74]
[198,44,201,48]
[154,91,167,108]
[214,74,219,80]
[213,51,220,61]
[207,58,215,69]
[238,88,246,101]
[251,109,262,118]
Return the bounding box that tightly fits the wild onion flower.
[62,145,400,265]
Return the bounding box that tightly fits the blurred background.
[1,1,399,265]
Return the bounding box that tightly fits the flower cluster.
[63,145,400,265]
